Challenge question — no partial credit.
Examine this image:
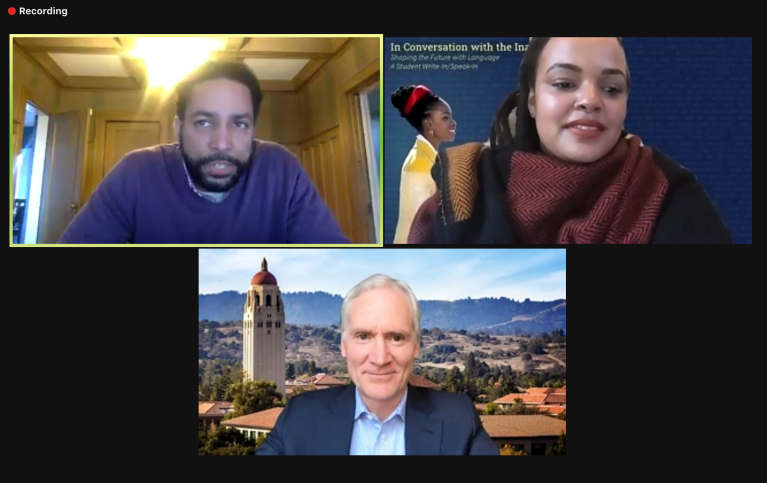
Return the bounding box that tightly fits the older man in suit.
[256,274,498,455]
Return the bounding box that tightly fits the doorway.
[337,61,379,244]
[13,102,50,244]
[358,83,380,244]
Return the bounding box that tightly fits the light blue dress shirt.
[349,387,408,455]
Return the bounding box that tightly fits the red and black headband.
[403,85,432,115]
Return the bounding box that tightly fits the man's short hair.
[174,59,264,124]
[340,274,422,341]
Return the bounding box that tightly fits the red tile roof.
[494,393,547,405]
[408,374,441,389]
[198,401,234,417]
[310,373,345,386]
[525,387,555,394]
[525,386,566,395]
[543,394,566,405]
[537,405,566,415]
[479,415,566,438]
[221,407,283,430]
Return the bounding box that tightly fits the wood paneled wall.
[296,37,380,243]
[12,44,60,124]
[300,127,353,240]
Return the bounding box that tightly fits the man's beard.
[180,134,251,193]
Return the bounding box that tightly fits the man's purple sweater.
[58,140,350,244]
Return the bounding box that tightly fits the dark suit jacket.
[256,384,499,455]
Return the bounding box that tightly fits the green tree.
[506,398,540,415]
[210,365,242,401]
[255,433,268,448]
[295,360,309,375]
[464,352,479,378]
[551,329,565,344]
[463,374,479,400]
[518,340,528,353]
[199,360,244,401]
[496,374,516,396]
[500,444,526,455]
[484,402,498,415]
[545,431,566,455]
[199,362,219,400]
[286,362,295,380]
[224,380,283,419]
[443,366,464,393]
[528,338,545,355]
[199,426,257,455]
[288,384,317,399]
[308,360,316,376]
[421,367,431,382]
[519,372,541,389]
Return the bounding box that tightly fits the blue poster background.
[383,37,752,244]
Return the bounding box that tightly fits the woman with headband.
[407,37,731,244]
[390,84,457,244]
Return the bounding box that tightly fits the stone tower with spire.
[242,257,285,397]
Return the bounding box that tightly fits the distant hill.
[481,301,566,335]
[199,291,565,335]
[199,291,344,325]
[199,321,566,377]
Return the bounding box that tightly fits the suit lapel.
[314,385,356,455]
[405,386,443,455]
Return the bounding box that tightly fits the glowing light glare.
[130,37,226,91]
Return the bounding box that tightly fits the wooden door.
[104,121,162,175]
[85,119,162,203]
[12,121,21,200]
[12,121,21,156]
[337,63,380,244]
[37,110,85,244]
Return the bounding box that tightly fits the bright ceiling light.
[129,37,226,91]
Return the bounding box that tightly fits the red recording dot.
[9,7,16,14]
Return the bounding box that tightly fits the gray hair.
[340,274,421,341]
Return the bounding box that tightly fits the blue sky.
[199,249,565,302]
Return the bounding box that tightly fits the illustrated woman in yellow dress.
[391,85,457,244]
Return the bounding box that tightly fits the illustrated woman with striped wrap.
[390,85,457,244]
[408,37,731,244]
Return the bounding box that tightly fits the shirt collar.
[178,146,230,203]
[354,386,408,423]
[416,134,438,158]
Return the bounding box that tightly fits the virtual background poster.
[383,37,752,244]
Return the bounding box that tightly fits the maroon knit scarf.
[507,135,669,244]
